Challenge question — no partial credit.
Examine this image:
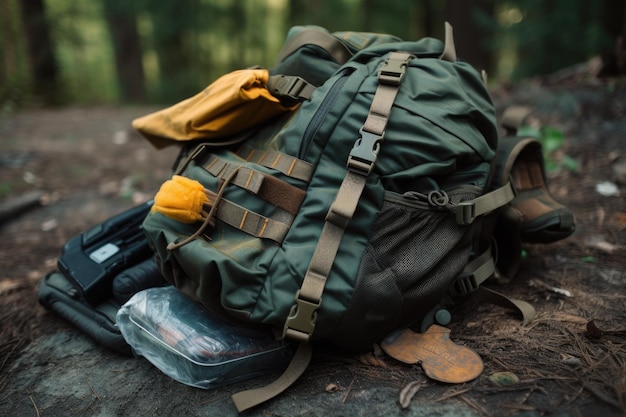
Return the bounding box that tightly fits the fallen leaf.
[325,383,340,393]
[399,381,421,409]
[561,354,582,366]
[41,219,58,232]
[584,236,619,253]
[489,371,519,386]
[595,181,620,197]
[612,212,626,229]
[529,279,572,297]
[585,321,626,339]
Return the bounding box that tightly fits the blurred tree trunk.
[444,0,494,73]
[102,1,146,103]
[149,1,199,102]
[18,0,60,105]
[288,0,321,26]
[0,0,18,95]
[601,0,625,40]
[599,0,625,74]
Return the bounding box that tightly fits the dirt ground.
[0,76,625,417]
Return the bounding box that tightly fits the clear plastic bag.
[117,286,294,389]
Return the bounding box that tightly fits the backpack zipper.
[299,68,354,160]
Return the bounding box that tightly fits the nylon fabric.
[133,69,297,149]
[141,27,500,351]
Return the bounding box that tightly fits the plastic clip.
[455,201,476,225]
[347,127,384,175]
[450,273,479,297]
[268,75,314,106]
[283,291,320,343]
[378,55,408,85]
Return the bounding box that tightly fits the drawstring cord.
[167,167,240,251]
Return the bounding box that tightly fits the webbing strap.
[438,22,457,62]
[205,156,263,193]
[239,146,315,183]
[275,28,353,66]
[205,155,306,215]
[470,286,536,326]
[283,52,415,343]
[231,343,313,413]
[450,247,496,297]
[283,174,366,343]
[454,182,515,225]
[215,198,290,243]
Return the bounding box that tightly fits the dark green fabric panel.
[142,26,499,351]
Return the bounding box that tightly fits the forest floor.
[0,75,625,417]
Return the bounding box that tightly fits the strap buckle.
[450,273,479,297]
[268,75,314,106]
[347,127,384,175]
[378,54,409,85]
[283,291,321,343]
[455,201,476,225]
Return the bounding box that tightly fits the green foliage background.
[0,0,623,106]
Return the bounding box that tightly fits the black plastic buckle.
[268,75,313,106]
[450,273,479,297]
[455,201,476,225]
[347,127,384,175]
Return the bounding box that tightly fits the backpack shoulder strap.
[283,51,416,344]
[229,50,416,415]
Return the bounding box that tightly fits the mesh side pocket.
[329,190,478,351]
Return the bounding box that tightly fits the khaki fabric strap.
[439,22,457,62]
[215,198,290,243]
[470,286,536,326]
[283,52,415,343]
[231,342,313,413]
[239,146,315,183]
[300,171,365,301]
[455,182,515,225]
[450,246,496,297]
[205,155,306,215]
[283,173,367,343]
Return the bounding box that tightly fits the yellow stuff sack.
[133,69,296,149]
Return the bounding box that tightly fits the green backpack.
[138,24,575,411]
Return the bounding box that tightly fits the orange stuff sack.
[133,69,297,149]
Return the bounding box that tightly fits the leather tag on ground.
[381,325,483,383]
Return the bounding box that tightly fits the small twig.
[459,395,492,417]
[87,378,102,401]
[582,381,622,409]
[500,402,537,411]
[559,384,585,408]
[435,387,472,402]
[342,376,356,404]
[199,394,230,406]
[0,341,20,372]
[29,394,40,417]
[0,191,44,223]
